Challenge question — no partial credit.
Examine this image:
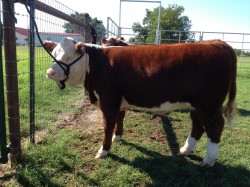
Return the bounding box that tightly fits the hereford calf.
[101,36,128,46]
[44,37,237,167]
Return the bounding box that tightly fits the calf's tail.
[224,44,238,127]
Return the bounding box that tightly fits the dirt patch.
[54,98,103,134]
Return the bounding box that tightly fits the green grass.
[3,46,84,137]
[1,57,250,186]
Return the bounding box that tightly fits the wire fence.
[0,0,100,164]
[18,0,84,134]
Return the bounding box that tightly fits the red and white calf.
[44,37,237,167]
[101,36,129,46]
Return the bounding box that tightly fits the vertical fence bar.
[156,1,161,44]
[0,19,8,164]
[29,0,35,144]
[241,34,245,57]
[2,0,21,164]
[107,17,110,38]
[200,32,204,41]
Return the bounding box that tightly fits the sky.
[54,0,250,33]
[14,0,250,49]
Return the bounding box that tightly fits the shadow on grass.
[16,155,99,187]
[160,114,181,156]
[75,172,100,186]
[16,165,61,187]
[111,112,249,186]
[150,112,188,156]
[16,160,100,187]
[238,108,250,117]
[110,139,250,186]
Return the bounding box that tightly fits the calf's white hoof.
[112,134,121,142]
[95,147,108,159]
[179,147,193,156]
[200,138,219,167]
[200,162,213,168]
[200,155,217,167]
[178,136,198,156]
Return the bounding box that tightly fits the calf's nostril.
[47,69,55,76]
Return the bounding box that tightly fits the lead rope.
[23,0,84,89]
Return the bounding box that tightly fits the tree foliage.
[234,49,250,56]
[131,4,193,43]
[63,12,106,41]
[63,12,84,34]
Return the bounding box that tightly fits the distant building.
[15,27,84,46]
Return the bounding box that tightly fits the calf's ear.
[119,37,125,41]
[75,42,86,54]
[101,38,108,46]
[43,40,57,52]
[108,37,116,43]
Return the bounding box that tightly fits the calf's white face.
[46,37,89,85]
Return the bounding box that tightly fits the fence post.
[2,0,21,164]
[29,0,36,144]
[0,20,8,164]
[200,32,203,41]
[118,27,121,38]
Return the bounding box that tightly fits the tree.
[234,49,250,56]
[130,22,149,43]
[91,17,105,34]
[131,4,193,43]
[63,12,106,43]
[63,12,84,34]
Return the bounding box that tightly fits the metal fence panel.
[1,0,97,163]
[119,26,250,51]
[14,0,87,140]
[107,17,120,38]
[202,32,250,51]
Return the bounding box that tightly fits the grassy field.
[1,57,250,186]
[4,46,84,137]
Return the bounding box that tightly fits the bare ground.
[55,98,103,134]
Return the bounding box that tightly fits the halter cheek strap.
[53,61,69,90]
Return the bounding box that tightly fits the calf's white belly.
[93,92,193,112]
[120,97,193,112]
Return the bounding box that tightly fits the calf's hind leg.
[201,111,224,167]
[112,111,126,141]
